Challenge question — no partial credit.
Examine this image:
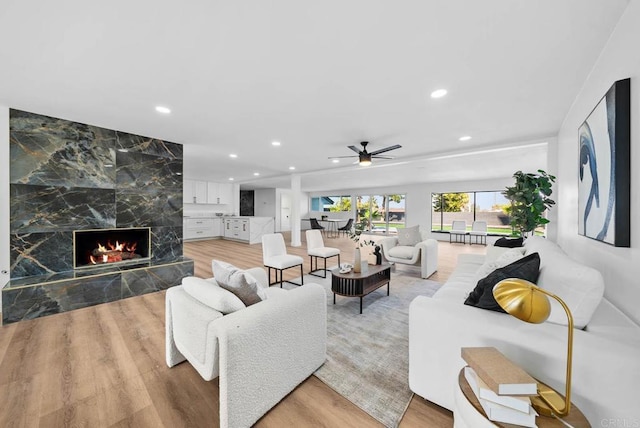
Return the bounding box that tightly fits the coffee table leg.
[360,297,363,314]
[333,293,336,305]
[387,282,390,296]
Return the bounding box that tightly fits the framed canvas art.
[578,78,630,247]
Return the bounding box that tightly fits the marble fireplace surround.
[3,109,193,324]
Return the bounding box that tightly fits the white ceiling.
[0,0,629,192]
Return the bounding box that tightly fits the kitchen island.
[222,216,275,244]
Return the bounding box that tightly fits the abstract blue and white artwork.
[578,78,630,247]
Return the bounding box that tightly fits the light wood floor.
[0,233,485,427]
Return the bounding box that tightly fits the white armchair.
[379,228,438,279]
[166,267,327,428]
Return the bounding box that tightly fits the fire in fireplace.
[73,227,151,269]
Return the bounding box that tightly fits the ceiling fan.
[328,141,402,166]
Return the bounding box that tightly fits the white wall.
[556,0,639,324]
[254,188,276,217]
[1,106,9,311]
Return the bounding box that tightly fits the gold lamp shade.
[493,278,551,324]
[493,278,574,418]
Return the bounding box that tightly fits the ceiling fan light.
[359,152,372,166]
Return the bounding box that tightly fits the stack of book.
[461,347,539,427]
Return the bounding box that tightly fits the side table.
[454,369,590,428]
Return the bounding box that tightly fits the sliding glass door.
[356,194,406,234]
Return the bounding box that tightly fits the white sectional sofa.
[409,236,640,424]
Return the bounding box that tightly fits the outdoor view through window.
[431,191,513,235]
[310,194,406,234]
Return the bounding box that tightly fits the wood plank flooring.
[0,233,485,427]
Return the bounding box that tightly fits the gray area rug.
[285,269,441,428]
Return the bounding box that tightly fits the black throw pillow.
[464,252,541,312]
[494,237,524,248]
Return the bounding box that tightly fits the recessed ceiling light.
[117,148,129,153]
[229,154,238,158]
[289,166,296,170]
[271,141,281,146]
[228,177,234,181]
[253,172,260,176]
[332,159,339,163]
[155,105,171,114]
[176,172,182,176]
[430,89,447,99]
[459,136,472,141]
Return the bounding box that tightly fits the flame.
[86,238,141,266]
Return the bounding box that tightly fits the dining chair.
[262,233,304,287]
[468,221,488,245]
[306,230,341,278]
[309,218,325,232]
[337,218,354,237]
[449,220,467,244]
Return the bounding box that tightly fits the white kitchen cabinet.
[184,180,208,204]
[183,217,215,240]
[221,217,274,243]
[212,218,223,237]
[207,182,233,205]
[223,219,234,238]
[238,219,250,240]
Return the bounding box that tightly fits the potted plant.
[502,169,556,238]
[347,227,382,271]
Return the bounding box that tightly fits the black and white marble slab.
[10,232,74,278]
[11,184,116,233]
[151,226,183,262]
[2,258,194,324]
[115,189,182,228]
[10,110,117,188]
[116,151,183,190]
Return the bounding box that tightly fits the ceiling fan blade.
[328,155,358,159]
[348,145,362,154]
[371,155,394,159]
[369,144,402,156]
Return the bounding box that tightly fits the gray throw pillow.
[212,260,268,306]
[397,225,422,246]
[182,276,246,314]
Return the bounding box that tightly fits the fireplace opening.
[73,227,151,269]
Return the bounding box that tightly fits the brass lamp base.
[532,382,570,417]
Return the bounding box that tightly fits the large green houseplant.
[502,169,556,237]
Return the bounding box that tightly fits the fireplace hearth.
[74,227,151,269]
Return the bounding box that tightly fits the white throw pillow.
[484,245,525,263]
[212,260,268,306]
[397,225,422,246]
[474,248,526,283]
[182,276,246,314]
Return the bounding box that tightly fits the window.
[431,191,512,235]
[356,194,406,234]
[310,195,351,212]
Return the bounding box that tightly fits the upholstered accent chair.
[306,229,340,278]
[166,267,327,428]
[262,233,304,287]
[379,226,438,279]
